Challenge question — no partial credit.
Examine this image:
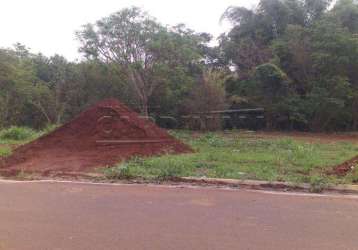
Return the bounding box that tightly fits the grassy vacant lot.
[1,127,357,186]
[105,130,358,185]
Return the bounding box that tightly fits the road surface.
[0,181,358,250]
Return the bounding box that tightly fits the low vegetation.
[0,127,46,157]
[105,131,358,185]
[0,146,12,157]
[1,127,357,187]
[0,126,38,141]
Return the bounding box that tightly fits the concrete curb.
[2,171,358,195]
[178,177,358,195]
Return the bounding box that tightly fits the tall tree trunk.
[128,69,150,117]
[141,95,149,118]
[4,92,10,127]
[352,97,358,130]
[32,102,52,124]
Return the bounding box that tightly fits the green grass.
[0,126,37,141]
[105,131,358,185]
[0,125,57,145]
[0,126,55,158]
[0,146,12,157]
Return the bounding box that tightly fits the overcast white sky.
[0,0,258,61]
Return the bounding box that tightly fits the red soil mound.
[331,156,358,176]
[0,99,192,175]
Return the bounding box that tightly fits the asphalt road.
[0,181,358,250]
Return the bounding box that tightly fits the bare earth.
[0,181,358,250]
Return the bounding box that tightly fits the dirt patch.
[0,99,192,175]
[330,156,358,176]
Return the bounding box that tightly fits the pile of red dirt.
[331,156,358,176]
[0,99,192,175]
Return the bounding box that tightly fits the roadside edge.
[1,172,358,195]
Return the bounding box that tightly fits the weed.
[199,133,227,147]
[104,164,135,180]
[309,176,327,193]
[156,166,183,180]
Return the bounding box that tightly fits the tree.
[220,0,333,78]
[0,46,53,128]
[332,0,358,33]
[182,69,228,130]
[0,1,357,132]
[77,7,207,116]
[253,63,294,129]
[220,0,357,131]
[272,25,313,95]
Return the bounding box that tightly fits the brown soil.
[330,156,358,176]
[0,99,192,175]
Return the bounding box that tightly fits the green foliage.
[41,124,59,134]
[104,164,135,180]
[332,0,358,33]
[104,155,191,181]
[254,63,290,97]
[199,133,228,147]
[0,146,12,157]
[256,64,288,82]
[222,0,358,131]
[0,3,357,132]
[0,127,37,141]
[309,176,328,193]
[181,69,228,130]
[76,7,208,116]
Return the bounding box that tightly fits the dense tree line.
[0,0,357,131]
[221,0,358,131]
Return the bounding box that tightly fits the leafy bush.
[0,127,37,141]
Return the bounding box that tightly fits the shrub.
[0,127,37,141]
